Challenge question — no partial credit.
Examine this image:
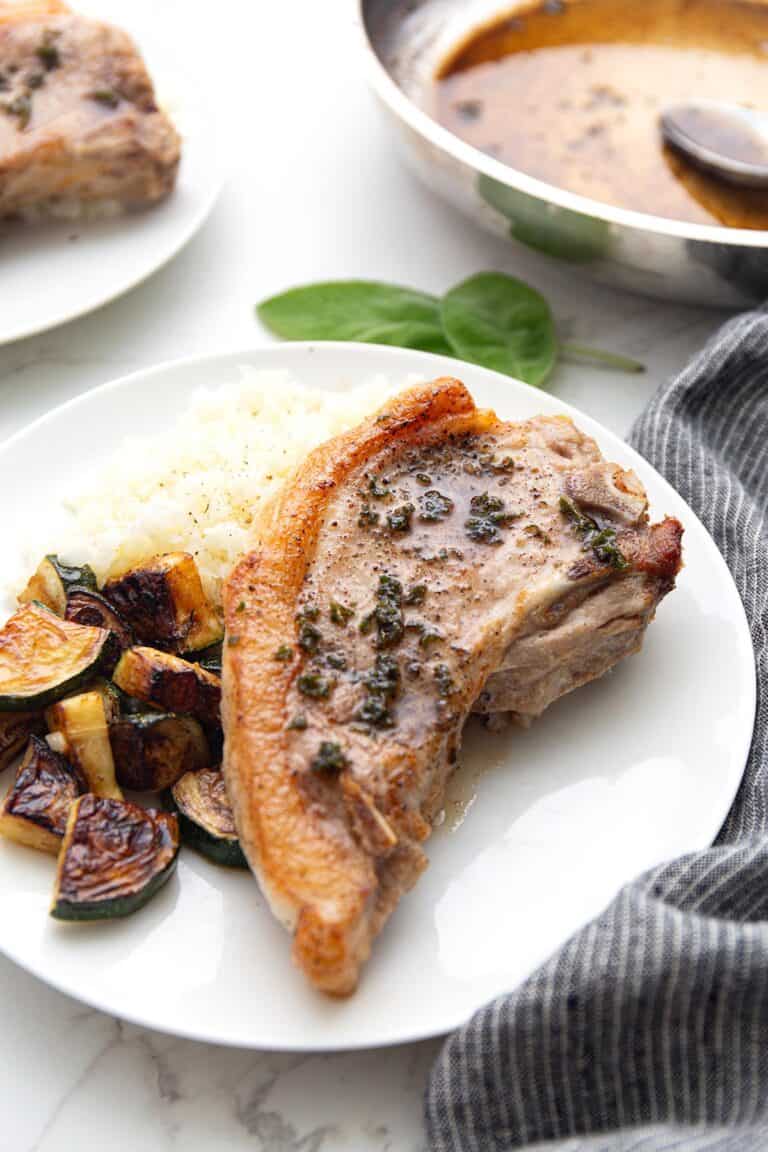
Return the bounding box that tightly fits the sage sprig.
[257,273,644,389]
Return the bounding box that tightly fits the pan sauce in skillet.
[434,0,768,229]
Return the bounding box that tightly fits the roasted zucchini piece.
[110,712,209,791]
[46,691,123,799]
[0,735,86,854]
[0,711,43,772]
[184,641,222,676]
[19,556,97,616]
[103,553,222,652]
[95,680,121,725]
[51,794,179,921]
[170,767,247,868]
[113,647,221,727]
[65,588,135,672]
[111,685,150,716]
[0,603,111,712]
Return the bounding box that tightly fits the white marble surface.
[0,1,736,1149]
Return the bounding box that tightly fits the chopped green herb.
[329,600,354,626]
[559,496,628,571]
[415,472,432,485]
[236,600,246,613]
[88,88,120,109]
[3,93,31,129]
[36,31,60,71]
[419,628,443,649]
[418,489,454,522]
[359,610,376,636]
[434,664,455,697]
[522,524,551,543]
[465,491,519,545]
[363,654,400,699]
[368,476,391,499]
[404,584,427,606]
[358,503,380,529]
[326,652,348,670]
[386,503,414,532]
[355,654,400,729]
[297,620,321,652]
[273,644,294,662]
[311,741,347,774]
[296,607,321,653]
[371,573,404,648]
[297,672,331,698]
[287,713,308,730]
[354,695,394,728]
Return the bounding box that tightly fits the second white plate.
[0,343,755,1050]
[0,0,225,346]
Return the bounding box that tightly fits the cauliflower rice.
[40,368,416,608]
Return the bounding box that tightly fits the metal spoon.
[660,100,768,188]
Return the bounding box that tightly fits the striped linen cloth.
[426,308,768,1151]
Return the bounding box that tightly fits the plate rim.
[0,342,756,1050]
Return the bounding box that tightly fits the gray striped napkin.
[426,308,768,1152]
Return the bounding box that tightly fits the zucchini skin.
[51,795,179,921]
[109,712,210,791]
[0,735,86,855]
[19,556,97,616]
[52,865,176,921]
[48,558,98,594]
[170,767,247,869]
[0,712,43,772]
[65,588,135,673]
[0,603,111,712]
[184,641,223,677]
[175,807,247,869]
[113,647,221,728]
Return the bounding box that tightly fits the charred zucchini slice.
[46,691,123,799]
[0,735,86,854]
[19,556,97,616]
[51,794,179,921]
[0,603,110,711]
[0,711,44,772]
[103,553,222,652]
[110,712,209,791]
[184,641,222,676]
[113,647,221,728]
[65,588,135,672]
[170,768,247,868]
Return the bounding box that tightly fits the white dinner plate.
[0,344,755,1050]
[0,0,225,346]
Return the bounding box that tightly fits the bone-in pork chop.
[222,380,682,995]
[0,1,180,218]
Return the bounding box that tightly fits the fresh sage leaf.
[257,281,453,355]
[559,342,645,374]
[441,272,557,388]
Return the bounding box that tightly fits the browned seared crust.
[223,382,481,994]
[0,1,180,216]
[223,380,683,995]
